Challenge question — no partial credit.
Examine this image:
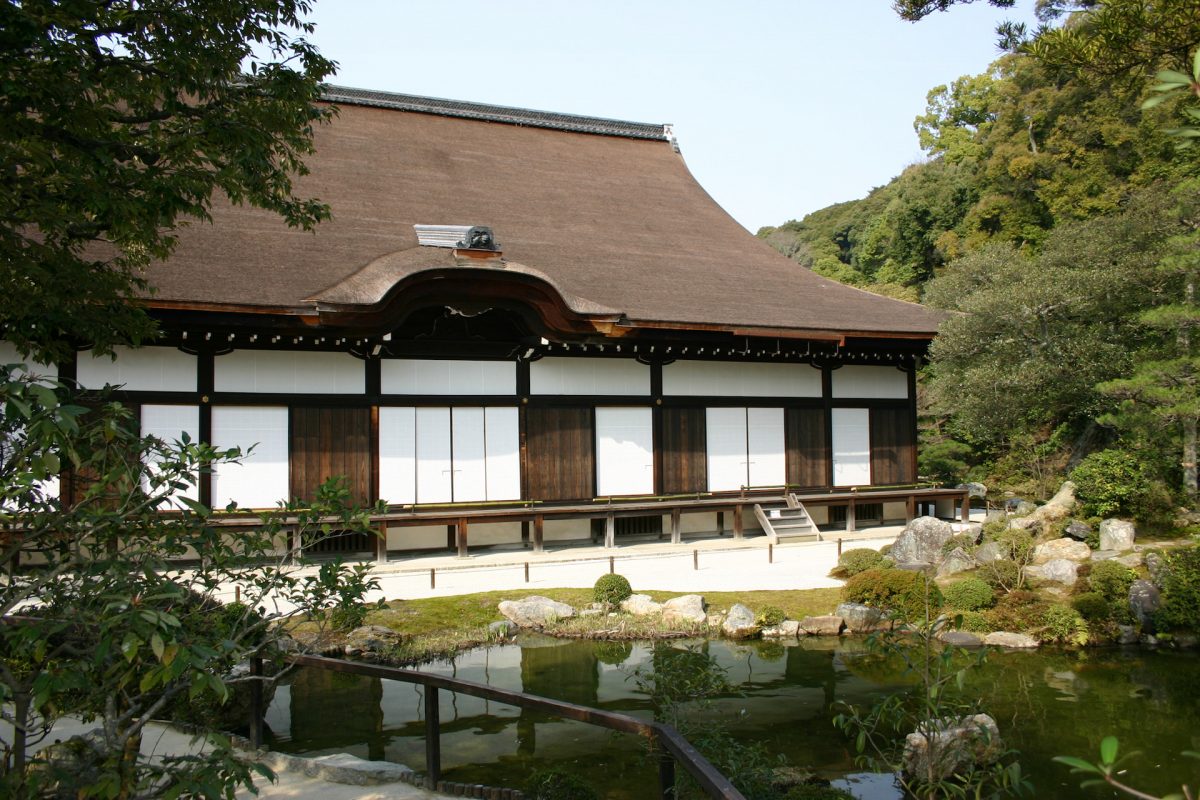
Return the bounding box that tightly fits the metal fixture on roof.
[413,224,500,251]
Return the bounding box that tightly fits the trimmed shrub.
[1087,560,1136,605]
[756,606,786,627]
[986,590,1049,633]
[941,533,977,557]
[1156,546,1200,632]
[954,610,994,633]
[832,548,886,577]
[879,543,893,557]
[525,770,599,800]
[593,574,633,607]
[1071,592,1112,622]
[980,559,1021,592]
[942,577,995,611]
[842,568,943,622]
[1039,603,1089,646]
[1070,449,1152,519]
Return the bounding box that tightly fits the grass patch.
[290,586,845,665]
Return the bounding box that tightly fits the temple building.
[6,87,969,558]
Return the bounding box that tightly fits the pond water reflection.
[265,637,1200,799]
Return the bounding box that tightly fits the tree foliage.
[0,0,337,364]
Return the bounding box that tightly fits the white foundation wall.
[387,525,448,551]
[466,521,523,546]
[936,498,958,519]
[808,506,830,525]
[883,501,908,522]
[544,519,591,541]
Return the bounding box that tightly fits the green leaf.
[1142,93,1174,110]
[1156,69,1194,85]
[1051,756,1101,774]
[1192,47,1200,81]
[150,632,165,661]
[1099,736,1118,765]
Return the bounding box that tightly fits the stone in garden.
[1064,521,1092,541]
[937,547,976,578]
[983,632,1039,649]
[776,619,800,637]
[1025,558,1078,586]
[662,594,707,624]
[1117,625,1139,645]
[1032,538,1091,564]
[620,594,663,616]
[835,602,889,633]
[1129,580,1160,630]
[722,603,759,638]
[1115,553,1143,568]
[902,714,1003,783]
[343,625,406,659]
[1090,550,1118,561]
[304,753,414,785]
[890,516,954,565]
[1099,519,1136,551]
[488,620,515,638]
[1174,633,1199,649]
[799,615,845,636]
[973,541,1005,564]
[1146,552,1167,587]
[497,596,576,628]
[578,608,605,617]
[938,630,983,647]
[957,482,988,499]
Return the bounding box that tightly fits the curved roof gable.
[152,87,943,338]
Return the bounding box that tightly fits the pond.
[264,637,1200,798]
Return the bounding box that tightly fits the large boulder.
[1032,538,1092,565]
[1099,519,1136,551]
[662,594,707,624]
[798,615,845,636]
[902,714,1003,783]
[722,604,759,638]
[1025,558,1079,587]
[973,541,1006,564]
[1129,580,1161,631]
[1064,521,1092,541]
[620,594,663,616]
[938,630,983,647]
[836,602,890,633]
[957,482,988,500]
[890,516,955,566]
[937,547,976,578]
[1009,482,1077,533]
[497,596,576,628]
[763,620,801,638]
[983,631,1039,649]
[343,625,406,661]
[1146,552,1167,587]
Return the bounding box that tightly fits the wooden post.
[768,543,773,564]
[521,520,530,546]
[425,686,441,788]
[716,511,725,535]
[670,507,682,545]
[609,555,615,574]
[658,748,676,800]
[846,499,857,533]
[376,522,388,564]
[430,568,436,589]
[456,518,468,559]
[289,526,301,565]
[533,514,544,553]
[837,538,843,557]
[693,550,698,571]
[524,562,530,583]
[961,491,970,523]
[732,505,744,539]
[604,512,615,549]
[905,495,915,523]
[248,656,263,749]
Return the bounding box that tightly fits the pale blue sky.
[305,1,1037,232]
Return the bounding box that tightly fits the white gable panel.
[530,357,650,396]
[77,346,195,391]
[0,341,58,381]
[706,407,747,491]
[663,361,821,397]
[595,407,654,496]
[746,407,786,488]
[211,406,289,509]
[141,404,201,504]
[832,408,871,487]
[381,359,516,395]
[215,350,364,394]
[379,407,417,505]
[484,407,521,501]
[831,365,909,399]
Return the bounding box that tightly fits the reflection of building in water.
[288,669,385,760]
[517,642,600,755]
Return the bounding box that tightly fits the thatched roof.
[151,87,942,339]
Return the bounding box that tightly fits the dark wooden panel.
[661,407,706,494]
[786,407,827,488]
[290,407,371,503]
[525,406,594,501]
[870,407,915,486]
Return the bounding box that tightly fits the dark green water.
[265,637,1200,799]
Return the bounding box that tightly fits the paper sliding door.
[747,408,786,488]
[595,407,654,496]
[832,408,871,487]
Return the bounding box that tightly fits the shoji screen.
[746,408,786,487]
[378,407,417,505]
[140,404,201,504]
[706,408,748,491]
[211,406,289,508]
[415,407,453,503]
[595,407,654,496]
[832,408,871,486]
[484,407,521,501]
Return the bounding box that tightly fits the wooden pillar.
[905,495,915,523]
[846,499,857,533]
[961,491,970,523]
[732,505,744,539]
[375,521,388,564]
[445,524,455,550]
[533,514,544,553]
[289,526,302,565]
[521,520,530,546]
[717,511,725,535]
[456,518,468,559]
[604,512,615,549]
[670,508,682,545]
[425,686,441,788]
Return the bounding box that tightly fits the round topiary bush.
[1071,591,1112,622]
[1087,560,1136,605]
[942,577,995,611]
[842,568,943,622]
[1156,545,1200,631]
[756,605,786,627]
[593,573,633,607]
[833,547,886,577]
[985,589,1049,633]
[954,610,994,633]
[1039,603,1089,645]
[941,533,977,557]
[525,769,599,800]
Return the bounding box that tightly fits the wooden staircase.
[754,494,819,543]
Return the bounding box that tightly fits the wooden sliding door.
[290,406,371,503]
[525,406,594,501]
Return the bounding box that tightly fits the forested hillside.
[759,0,1200,522]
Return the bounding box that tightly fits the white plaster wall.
[935,498,957,519]
[215,350,364,394]
[76,346,195,391]
[467,521,523,546]
[883,501,908,522]
[830,365,909,399]
[663,361,821,397]
[544,518,591,541]
[0,341,58,380]
[381,359,516,395]
[680,512,719,534]
[808,506,830,525]
[387,525,448,551]
[530,357,650,395]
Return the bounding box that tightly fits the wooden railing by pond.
[251,653,746,800]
